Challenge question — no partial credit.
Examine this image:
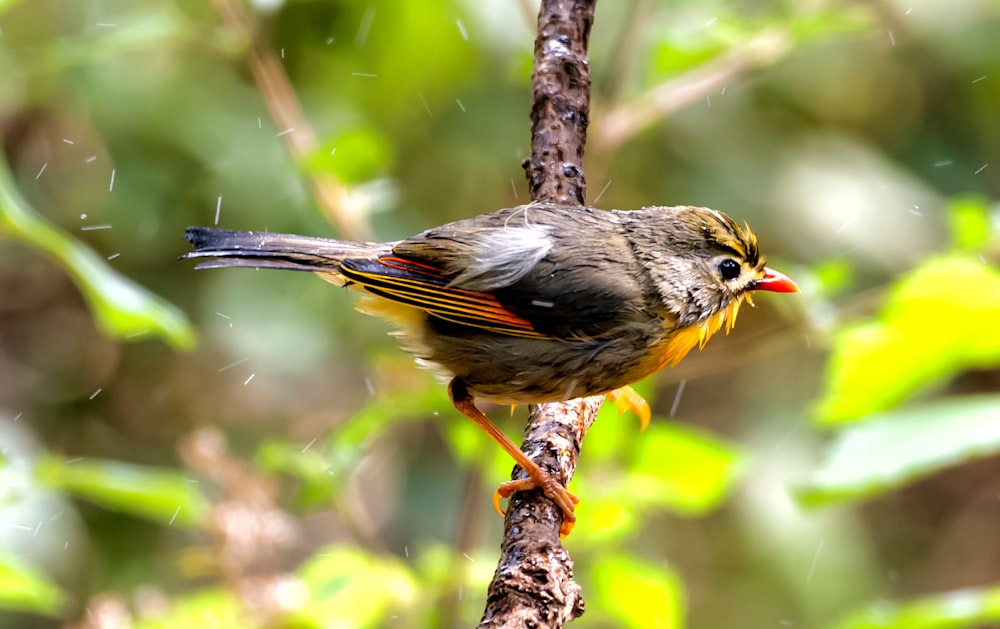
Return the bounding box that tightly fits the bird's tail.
[182,227,390,272]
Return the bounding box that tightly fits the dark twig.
[521,0,594,206]
[479,1,600,627]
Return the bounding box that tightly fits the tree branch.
[522,0,593,206]
[479,1,600,627]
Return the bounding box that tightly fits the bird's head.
[625,205,799,365]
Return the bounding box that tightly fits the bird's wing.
[363,207,655,339]
[488,251,651,338]
[339,255,549,339]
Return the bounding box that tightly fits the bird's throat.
[653,294,750,370]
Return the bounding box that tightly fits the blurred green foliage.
[1,0,999,628]
[799,395,1000,508]
[0,556,65,618]
[591,556,684,629]
[34,456,208,528]
[816,252,1000,423]
[831,585,1000,629]
[0,149,195,350]
[308,127,394,183]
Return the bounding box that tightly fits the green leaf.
[293,545,417,628]
[0,555,65,617]
[135,588,242,629]
[606,422,743,517]
[797,395,1000,508]
[785,6,873,44]
[947,196,994,249]
[0,148,195,351]
[593,556,685,629]
[815,255,1000,424]
[0,0,24,14]
[584,376,656,464]
[307,128,392,183]
[338,366,452,448]
[34,456,208,527]
[812,258,854,298]
[830,585,1000,629]
[650,40,726,77]
[255,439,343,509]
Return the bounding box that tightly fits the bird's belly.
[355,293,675,403]
[421,320,669,404]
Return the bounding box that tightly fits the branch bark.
[479,1,600,627]
[522,0,593,206]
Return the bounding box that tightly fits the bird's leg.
[606,385,652,431]
[448,378,579,536]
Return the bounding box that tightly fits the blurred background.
[1,0,999,627]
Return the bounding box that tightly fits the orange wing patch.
[340,256,549,339]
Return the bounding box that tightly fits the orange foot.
[493,476,580,537]
[606,385,652,431]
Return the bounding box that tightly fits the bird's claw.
[493,475,579,537]
[606,385,651,431]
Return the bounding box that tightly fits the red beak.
[752,267,800,293]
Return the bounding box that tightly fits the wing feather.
[340,257,548,339]
[360,205,653,339]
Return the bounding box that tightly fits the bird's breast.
[640,296,747,372]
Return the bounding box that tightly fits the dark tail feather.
[182,227,388,272]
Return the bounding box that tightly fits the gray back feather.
[447,226,553,291]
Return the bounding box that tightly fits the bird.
[183,202,799,535]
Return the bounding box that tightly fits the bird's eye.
[718,259,741,281]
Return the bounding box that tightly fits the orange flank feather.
[646,293,751,372]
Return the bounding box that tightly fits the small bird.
[183,203,798,535]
